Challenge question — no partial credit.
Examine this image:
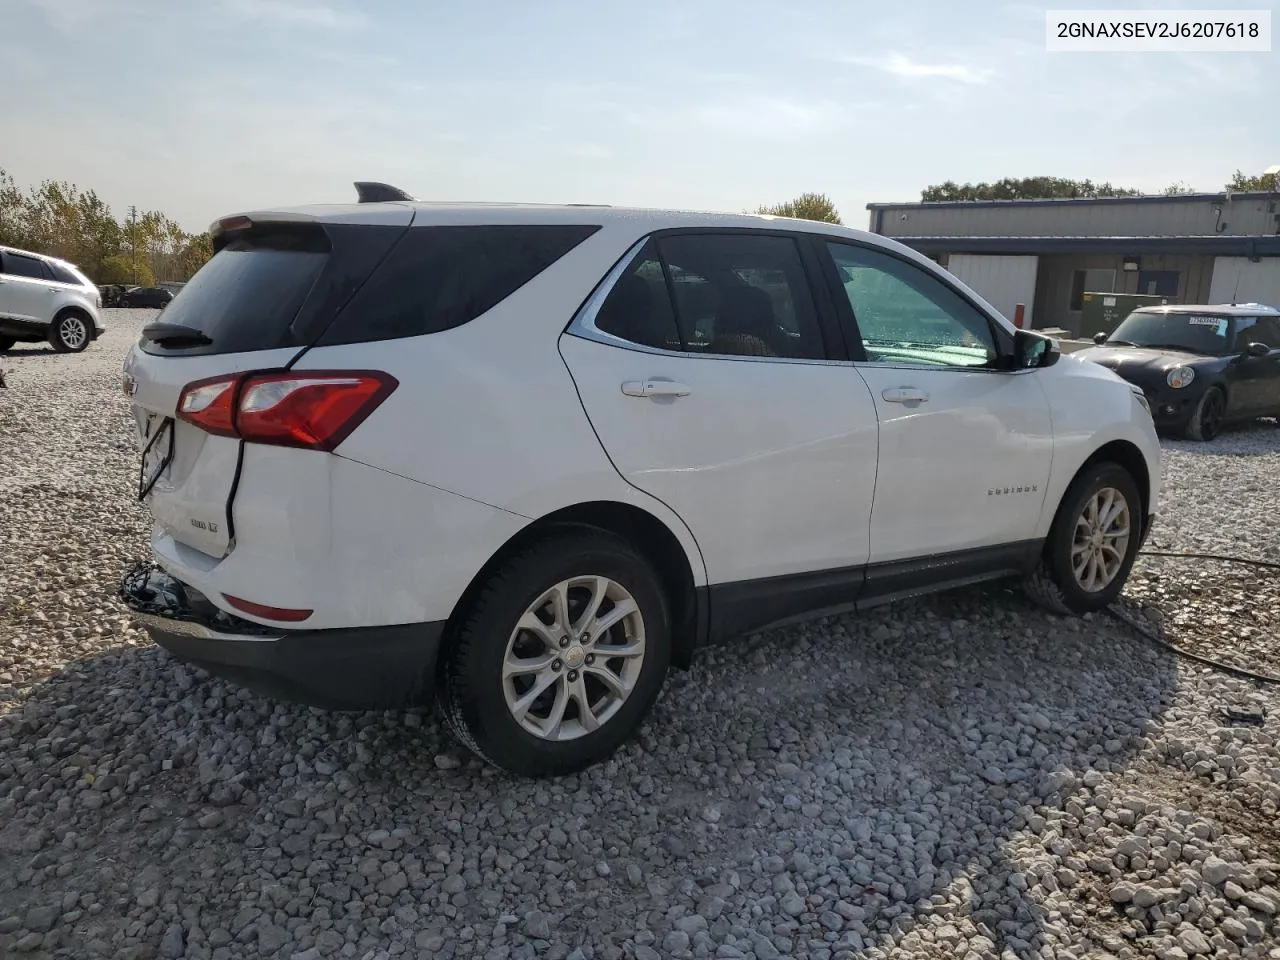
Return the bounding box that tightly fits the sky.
[3,0,1277,234]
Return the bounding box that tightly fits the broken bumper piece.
[118,561,444,711]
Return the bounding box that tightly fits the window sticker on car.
[1187,316,1221,326]
[1216,320,1228,336]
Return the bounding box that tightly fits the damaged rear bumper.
[118,563,444,711]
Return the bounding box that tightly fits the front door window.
[826,242,998,368]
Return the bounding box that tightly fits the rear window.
[318,224,600,346]
[143,228,328,356]
[48,261,85,285]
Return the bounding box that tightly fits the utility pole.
[129,205,138,285]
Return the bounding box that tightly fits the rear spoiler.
[207,183,415,247]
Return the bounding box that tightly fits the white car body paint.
[852,363,1055,563]
[559,334,880,584]
[0,244,102,346]
[122,202,1161,634]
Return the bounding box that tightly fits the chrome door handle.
[621,379,691,399]
[881,386,929,404]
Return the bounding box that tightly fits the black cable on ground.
[1107,548,1280,687]
[1139,549,1280,572]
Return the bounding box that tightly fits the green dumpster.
[1079,292,1170,339]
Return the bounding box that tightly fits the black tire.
[438,529,671,776]
[1183,386,1225,441]
[47,311,91,353]
[1024,462,1143,616]
[0,336,15,352]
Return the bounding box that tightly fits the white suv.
[0,245,104,352]
[119,184,1161,776]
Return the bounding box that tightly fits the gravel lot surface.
[1,309,1279,960]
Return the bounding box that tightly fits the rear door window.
[2,253,54,281]
[319,224,601,346]
[657,234,827,360]
[593,240,682,350]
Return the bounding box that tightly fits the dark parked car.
[98,284,128,307]
[122,286,174,309]
[1075,304,1280,440]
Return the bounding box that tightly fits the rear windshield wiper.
[142,322,213,347]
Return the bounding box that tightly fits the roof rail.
[354,181,416,203]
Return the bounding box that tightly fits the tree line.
[0,168,212,287]
[757,170,1277,225]
[919,169,1276,202]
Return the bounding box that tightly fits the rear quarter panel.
[155,450,530,629]
[291,222,709,588]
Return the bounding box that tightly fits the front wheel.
[0,336,15,352]
[1184,386,1225,441]
[1025,462,1142,616]
[439,530,671,776]
[48,313,90,353]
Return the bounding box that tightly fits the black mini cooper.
[1075,304,1280,441]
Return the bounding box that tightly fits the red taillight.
[176,370,397,451]
[239,372,396,450]
[222,594,313,622]
[176,375,239,437]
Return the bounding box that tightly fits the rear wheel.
[439,530,671,776]
[1184,387,1225,441]
[1025,462,1142,616]
[48,312,90,353]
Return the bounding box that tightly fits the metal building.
[866,191,1280,336]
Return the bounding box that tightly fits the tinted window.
[48,261,84,285]
[3,253,53,281]
[320,225,600,346]
[827,242,996,368]
[657,234,826,360]
[594,240,681,350]
[1108,310,1232,355]
[148,229,328,354]
[1243,316,1280,349]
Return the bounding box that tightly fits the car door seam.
[553,334,711,584]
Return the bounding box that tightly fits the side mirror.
[1246,341,1270,358]
[1093,331,1109,345]
[1014,329,1060,369]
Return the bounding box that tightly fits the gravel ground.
[1,309,1279,960]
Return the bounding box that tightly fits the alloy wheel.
[58,316,88,350]
[1070,486,1131,592]
[502,576,645,741]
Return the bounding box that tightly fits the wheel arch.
[1059,439,1153,540]
[51,304,94,341]
[441,500,702,671]
[52,304,93,324]
[1203,379,1231,410]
